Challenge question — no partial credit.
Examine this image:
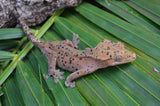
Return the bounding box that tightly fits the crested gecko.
[15,13,136,88]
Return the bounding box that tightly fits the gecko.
[14,11,136,88]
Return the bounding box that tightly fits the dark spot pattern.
[69,60,72,64]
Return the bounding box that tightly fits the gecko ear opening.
[115,56,122,61]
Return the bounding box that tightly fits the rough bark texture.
[0,0,82,28]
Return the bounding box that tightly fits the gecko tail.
[18,17,41,47]
[13,8,40,47]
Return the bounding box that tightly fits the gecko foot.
[72,33,80,48]
[65,81,75,88]
[45,69,64,83]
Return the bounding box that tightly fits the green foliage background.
[0,0,160,105]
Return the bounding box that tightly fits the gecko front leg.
[61,33,80,48]
[65,67,97,88]
[72,33,80,48]
[41,47,64,83]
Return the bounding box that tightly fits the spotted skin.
[16,15,136,88]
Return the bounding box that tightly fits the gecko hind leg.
[65,67,96,88]
[40,47,64,83]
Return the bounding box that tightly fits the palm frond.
[1,0,160,105]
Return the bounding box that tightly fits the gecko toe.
[45,69,64,83]
[60,76,65,80]
[65,81,75,88]
[70,82,75,88]
[44,74,50,79]
[54,78,58,83]
[72,33,80,48]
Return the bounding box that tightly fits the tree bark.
[0,0,82,28]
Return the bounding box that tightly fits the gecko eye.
[115,56,122,61]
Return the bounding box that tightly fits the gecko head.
[91,39,136,66]
[105,44,136,66]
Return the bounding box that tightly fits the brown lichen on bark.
[0,0,82,28]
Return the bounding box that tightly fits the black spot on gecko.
[107,52,109,55]
[75,69,78,71]
[107,47,110,50]
[79,58,82,60]
[110,55,112,58]
[90,52,93,55]
[69,60,72,64]
[77,72,79,74]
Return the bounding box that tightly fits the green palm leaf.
[1,0,160,105]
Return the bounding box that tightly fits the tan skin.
[15,12,136,88]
